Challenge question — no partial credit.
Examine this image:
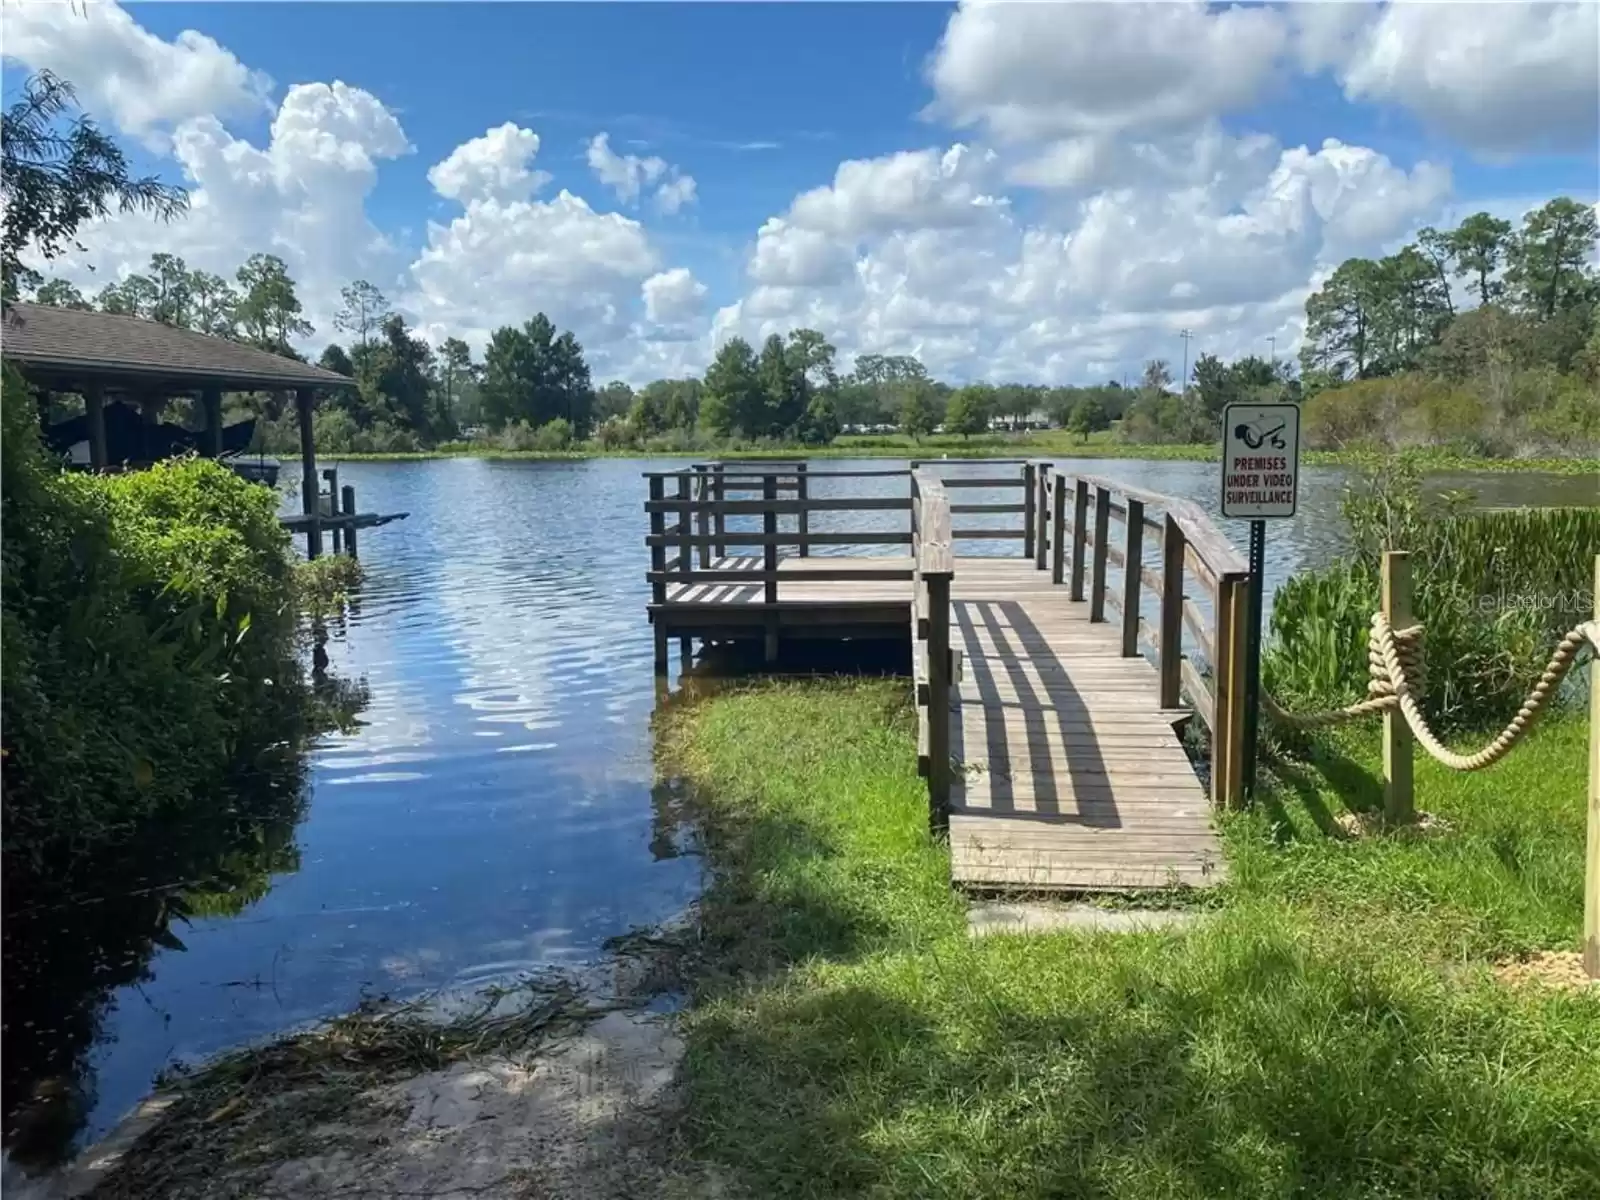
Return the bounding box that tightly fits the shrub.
[594,415,637,450]
[1264,455,1600,733]
[2,365,306,878]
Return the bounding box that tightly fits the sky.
[4,1,1598,387]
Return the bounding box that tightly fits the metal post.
[1241,519,1266,796]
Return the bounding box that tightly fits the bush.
[2,365,306,877]
[594,415,638,450]
[1264,456,1600,733]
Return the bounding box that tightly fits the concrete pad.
[968,900,1204,937]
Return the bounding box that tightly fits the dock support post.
[85,383,108,471]
[649,475,667,676]
[712,464,726,560]
[342,485,358,558]
[1069,479,1089,601]
[1050,473,1067,585]
[1121,498,1144,655]
[296,387,321,559]
[1088,486,1110,622]
[926,569,952,833]
[323,467,341,554]
[763,472,779,663]
[797,462,810,557]
[1158,514,1184,708]
[1023,463,1037,560]
[1212,576,1248,808]
[1585,555,1599,979]
[1381,551,1414,825]
[1034,463,1050,571]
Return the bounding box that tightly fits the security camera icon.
[1234,418,1286,450]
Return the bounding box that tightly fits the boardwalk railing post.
[713,463,726,560]
[926,568,952,832]
[1121,497,1144,656]
[1070,479,1089,601]
[1158,514,1184,708]
[763,472,779,663]
[1023,463,1037,560]
[1585,554,1599,979]
[694,465,711,568]
[1211,575,1248,808]
[1088,486,1111,622]
[1034,463,1050,570]
[1381,551,1415,825]
[323,467,342,554]
[649,475,668,675]
[341,484,358,558]
[1050,473,1067,585]
[797,462,810,557]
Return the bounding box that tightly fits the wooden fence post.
[797,462,810,557]
[763,473,779,663]
[341,485,358,558]
[1207,576,1249,808]
[649,475,668,675]
[1035,463,1050,570]
[1023,463,1037,560]
[1121,498,1143,656]
[694,465,711,568]
[1069,479,1089,601]
[1088,486,1111,623]
[1583,556,1598,978]
[926,569,952,833]
[1158,514,1183,708]
[1381,551,1414,825]
[1050,474,1067,585]
[323,467,341,554]
[713,463,726,560]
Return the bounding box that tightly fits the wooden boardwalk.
[646,462,1250,894]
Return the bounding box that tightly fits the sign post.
[1221,402,1301,796]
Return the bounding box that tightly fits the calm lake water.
[6,455,1594,1168]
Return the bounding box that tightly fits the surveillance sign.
[1222,403,1300,519]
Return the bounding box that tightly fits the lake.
[5,455,1593,1170]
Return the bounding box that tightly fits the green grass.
[658,680,1600,1199]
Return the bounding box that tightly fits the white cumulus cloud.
[427,123,551,204]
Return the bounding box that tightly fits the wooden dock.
[646,461,1252,893]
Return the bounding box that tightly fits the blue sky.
[7,2,1598,385]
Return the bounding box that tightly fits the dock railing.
[911,468,956,829]
[1035,468,1253,807]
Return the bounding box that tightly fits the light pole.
[1178,329,1193,395]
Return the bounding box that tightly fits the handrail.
[913,468,954,831]
[1048,468,1252,807]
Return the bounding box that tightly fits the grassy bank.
[658,680,1599,1198]
[307,431,1600,475]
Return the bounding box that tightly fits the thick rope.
[1263,615,1599,772]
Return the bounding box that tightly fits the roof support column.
[85,383,108,471]
[296,387,321,559]
[202,385,224,458]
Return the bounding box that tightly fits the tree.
[1415,226,1457,318]
[899,382,938,441]
[1374,245,1451,373]
[147,252,191,326]
[1,70,188,300]
[235,253,312,354]
[361,314,440,436]
[1067,394,1109,443]
[440,337,476,424]
[334,280,391,349]
[97,274,158,319]
[1140,359,1173,393]
[594,380,634,423]
[700,338,761,437]
[1446,212,1513,307]
[32,278,89,309]
[944,387,989,438]
[187,270,238,337]
[785,328,836,388]
[1506,197,1599,319]
[758,332,807,437]
[318,343,355,377]
[1301,259,1387,381]
[479,314,592,433]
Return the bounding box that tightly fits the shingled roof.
[1,302,353,392]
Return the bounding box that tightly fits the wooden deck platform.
[646,462,1249,895]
